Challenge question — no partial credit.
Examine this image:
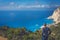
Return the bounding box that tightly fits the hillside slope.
[0,23,60,40]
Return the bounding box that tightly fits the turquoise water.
[0,10,54,32]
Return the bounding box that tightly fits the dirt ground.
[0,36,7,40]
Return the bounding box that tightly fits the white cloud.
[17,4,50,9]
[0,5,48,10]
[54,5,60,7]
[9,2,15,5]
[0,2,60,10]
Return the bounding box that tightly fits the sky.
[0,0,60,10]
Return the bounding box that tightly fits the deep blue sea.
[0,10,54,32]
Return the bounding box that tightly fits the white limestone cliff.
[48,7,60,24]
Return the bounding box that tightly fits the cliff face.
[48,7,60,24]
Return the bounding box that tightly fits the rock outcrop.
[48,7,60,24]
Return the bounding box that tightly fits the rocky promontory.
[48,7,60,24]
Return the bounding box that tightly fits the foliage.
[0,23,60,40]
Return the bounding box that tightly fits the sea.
[0,10,55,32]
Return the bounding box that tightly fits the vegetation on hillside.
[0,23,60,40]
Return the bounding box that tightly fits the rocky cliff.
[48,7,60,24]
